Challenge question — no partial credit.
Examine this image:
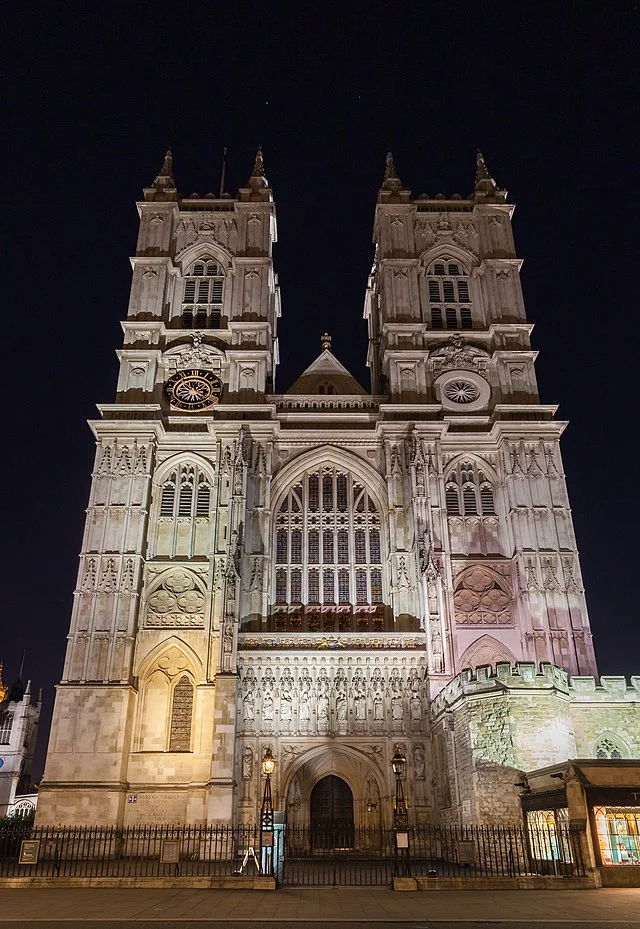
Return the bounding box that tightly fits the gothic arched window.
[445,460,496,516]
[0,712,13,744]
[274,468,383,609]
[168,675,194,752]
[427,258,473,330]
[181,257,225,330]
[154,463,213,558]
[595,736,625,760]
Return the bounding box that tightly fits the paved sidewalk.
[0,887,639,926]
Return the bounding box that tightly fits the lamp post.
[260,747,275,876]
[391,744,409,876]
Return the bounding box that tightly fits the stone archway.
[284,745,384,831]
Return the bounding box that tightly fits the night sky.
[4,2,639,779]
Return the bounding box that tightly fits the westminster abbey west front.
[37,150,640,834]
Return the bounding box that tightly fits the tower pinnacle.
[143,146,178,201]
[473,150,506,202]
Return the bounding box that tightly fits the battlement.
[431,662,640,717]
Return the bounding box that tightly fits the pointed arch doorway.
[310,775,355,849]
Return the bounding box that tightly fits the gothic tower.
[37,150,598,829]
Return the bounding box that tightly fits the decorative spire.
[243,147,270,198]
[473,149,506,201]
[475,150,494,187]
[144,146,178,201]
[384,152,397,181]
[0,663,6,703]
[159,147,173,179]
[321,331,332,352]
[251,146,265,178]
[379,151,408,200]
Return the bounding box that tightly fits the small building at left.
[0,663,41,818]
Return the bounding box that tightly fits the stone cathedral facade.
[37,151,639,830]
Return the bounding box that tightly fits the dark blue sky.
[4,1,639,776]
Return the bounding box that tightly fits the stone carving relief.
[413,743,426,781]
[453,567,511,625]
[236,658,427,738]
[431,334,489,378]
[165,332,223,373]
[175,216,237,255]
[145,568,206,627]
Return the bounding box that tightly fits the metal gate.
[280,825,395,886]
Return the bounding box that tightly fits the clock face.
[164,369,223,411]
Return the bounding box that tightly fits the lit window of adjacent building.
[181,258,225,329]
[594,806,640,866]
[427,259,473,330]
[274,468,383,608]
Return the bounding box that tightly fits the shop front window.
[594,806,640,865]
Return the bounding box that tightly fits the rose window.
[443,380,480,404]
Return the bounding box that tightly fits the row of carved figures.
[237,665,426,734]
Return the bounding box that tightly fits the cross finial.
[321,331,332,351]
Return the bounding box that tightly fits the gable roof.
[286,349,368,396]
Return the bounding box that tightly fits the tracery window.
[181,258,225,329]
[158,466,212,521]
[427,258,473,330]
[154,462,214,558]
[168,675,194,752]
[274,467,383,608]
[595,737,624,760]
[0,712,13,744]
[445,460,495,517]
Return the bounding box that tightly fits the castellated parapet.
[430,663,640,826]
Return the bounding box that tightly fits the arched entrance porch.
[284,744,385,831]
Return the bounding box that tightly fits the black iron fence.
[0,821,585,883]
[282,822,585,885]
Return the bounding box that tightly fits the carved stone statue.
[414,744,426,781]
[242,746,253,780]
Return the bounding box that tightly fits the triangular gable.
[286,350,368,395]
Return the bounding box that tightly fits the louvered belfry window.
[445,461,496,517]
[182,259,224,329]
[427,259,473,330]
[274,468,383,608]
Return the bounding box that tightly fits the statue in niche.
[413,744,426,781]
[391,694,404,724]
[299,687,311,731]
[242,687,255,726]
[336,689,348,724]
[317,677,330,730]
[222,615,234,658]
[280,687,293,731]
[429,617,444,672]
[262,690,274,724]
[354,690,366,721]
[373,691,384,722]
[242,746,253,780]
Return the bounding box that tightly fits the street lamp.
[391,744,409,876]
[260,747,275,876]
